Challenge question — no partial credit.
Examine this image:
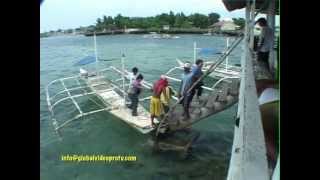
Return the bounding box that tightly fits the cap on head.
[256,18,267,26]
[184,62,191,69]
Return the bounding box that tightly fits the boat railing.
[227,1,269,179]
[175,58,241,79]
[46,66,164,133]
[44,67,127,132]
[165,66,183,75]
[109,66,153,90]
[211,76,240,90]
[204,61,242,71]
[46,67,114,109]
[164,64,240,92]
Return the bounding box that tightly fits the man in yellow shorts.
[160,84,175,114]
[150,75,168,127]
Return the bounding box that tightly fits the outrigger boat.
[46,33,158,134]
[176,38,242,79]
[46,32,241,156]
[46,61,159,134]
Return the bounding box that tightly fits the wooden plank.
[86,78,159,134]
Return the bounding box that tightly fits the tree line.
[93,11,245,31]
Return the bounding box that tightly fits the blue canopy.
[198,48,222,56]
[74,56,96,66]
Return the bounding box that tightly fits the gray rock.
[201,107,209,115]
[213,102,222,111]
[205,99,215,109]
[226,95,234,103]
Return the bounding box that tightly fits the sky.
[40,0,245,32]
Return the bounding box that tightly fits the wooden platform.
[85,76,158,134]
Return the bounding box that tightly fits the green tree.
[168,11,175,27]
[181,21,193,28]
[174,12,188,28]
[103,15,108,27]
[106,16,115,29]
[114,14,131,29]
[232,18,245,29]
[188,13,208,28]
[114,14,125,29]
[156,13,170,27]
[174,13,184,27]
[208,12,220,25]
[146,17,157,28]
[96,18,103,31]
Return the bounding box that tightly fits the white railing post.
[121,53,126,106]
[193,42,196,64]
[226,37,229,72]
[93,32,99,75]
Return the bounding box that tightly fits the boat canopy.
[74,56,96,66]
[222,0,279,14]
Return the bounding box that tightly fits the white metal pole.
[121,53,126,106]
[93,32,98,75]
[193,42,196,64]
[226,37,229,72]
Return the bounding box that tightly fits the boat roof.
[222,0,279,15]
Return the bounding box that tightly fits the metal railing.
[227,1,270,179]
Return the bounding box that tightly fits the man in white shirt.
[126,67,140,85]
[125,67,141,105]
[256,18,274,70]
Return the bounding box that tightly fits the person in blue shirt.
[191,59,204,100]
[178,62,195,119]
[255,18,273,71]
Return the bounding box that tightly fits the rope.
[155,34,244,136]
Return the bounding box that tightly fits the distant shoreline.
[84,28,242,37]
[40,29,243,38]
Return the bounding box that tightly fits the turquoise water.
[40,34,242,180]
